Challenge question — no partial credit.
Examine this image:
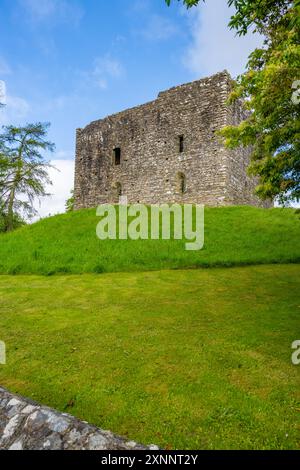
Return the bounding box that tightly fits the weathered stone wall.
[0,387,158,450]
[224,97,271,207]
[74,71,271,209]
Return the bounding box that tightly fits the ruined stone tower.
[74,71,270,209]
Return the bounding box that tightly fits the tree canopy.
[0,123,55,231]
[166,1,295,35]
[166,0,300,203]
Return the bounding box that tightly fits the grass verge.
[0,264,299,449]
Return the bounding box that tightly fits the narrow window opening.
[112,182,122,203]
[177,172,187,194]
[114,147,121,165]
[179,135,184,153]
[116,182,122,197]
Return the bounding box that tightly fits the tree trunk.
[5,149,23,232]
[6,184,16,232]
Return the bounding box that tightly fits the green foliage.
[227,0,295,36]
[65,189,74,213]
[0,123,55,231]
[0,206,299,275]
[220,4,300,203]
[0,211,25,233]
[0,265,299,449]
[166,1,300,203]
[165,0,202,8]
[166,1,294,35]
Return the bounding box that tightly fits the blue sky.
[0,0,262,217]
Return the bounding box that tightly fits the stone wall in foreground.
[0,387,158,450]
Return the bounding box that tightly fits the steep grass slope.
[0,206,299,275]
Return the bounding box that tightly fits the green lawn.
[0,206,299,275]
[0,265,299,449]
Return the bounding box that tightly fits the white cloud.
[0,81,6,106]
[0,58,12,76]
[0,93,31,126]
[93,56,124,85]
[139,14,178,41]
[41,94,70,111]
[20,0,56,20]
[80,55,125,91]
[184,0,264,78]
[19,0,84,26]
[130,0,151,14]
[34,158,74,219]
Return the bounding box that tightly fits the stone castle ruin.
[74,71,270,209]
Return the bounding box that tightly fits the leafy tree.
[0,93,6,214]
[166,1,294,35]
[65,189,75,213]
[166,0,300,203]
[0,123,55,231]
[0,142,26,232]
[0,211,25,233]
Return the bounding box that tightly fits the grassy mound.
[0,265,299,449]
[0,206,299,275]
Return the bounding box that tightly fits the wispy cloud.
[0,93,31,126]
[130,0,151,14]
[0,81,6,106]
[78,55,125,91]
[18,0,84,26]
[93,56,124,89]
[136,14,178,41]
[184,0,263,78]
[0,58,12,76]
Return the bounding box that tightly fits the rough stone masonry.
[0,387,158,450]
[74,70,272,210]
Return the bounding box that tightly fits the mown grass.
[0,265,299,449]
[0,206,299,275]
